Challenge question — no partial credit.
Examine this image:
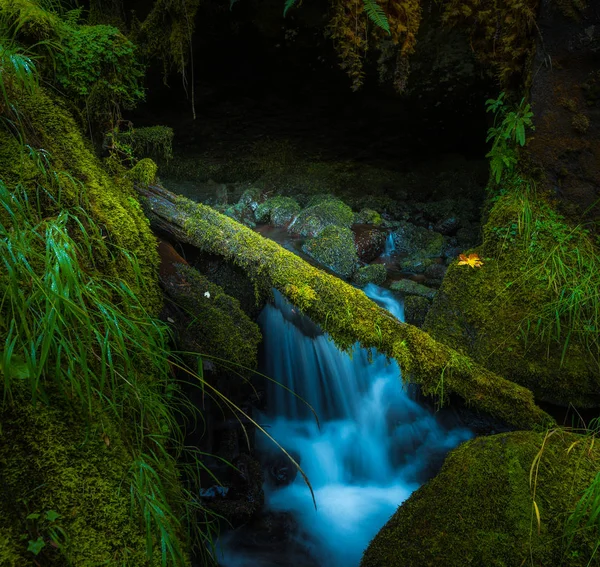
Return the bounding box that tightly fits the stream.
[218,284,472,567]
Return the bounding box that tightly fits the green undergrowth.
[0,181,217,565]
[0,86,162,313]
[141,190,555,430]
[361,430,600,567]
[425,177,600,407]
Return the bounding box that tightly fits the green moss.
[165,264,262,370]
[571,113,590,134]
[0,392,169,566]
[289,197,354,237]
[254,196,301,226]
[302,225,359,278]
[390,279,436,300]
[354,208,383,225]
[425,187,600,407]
[0,87,161,314]
[392,221,445,257]
[117,125,174,161]
[141,191,554,429]
[127,157,158,186]
[352,264,388,286]
[361,430,600,567]
[404,295,431,327]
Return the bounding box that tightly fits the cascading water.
[382,232,396,256]
[220,284,471,567]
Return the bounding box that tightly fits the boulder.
[288,197,354,237]
[391,221,445,257]
[404,295,431,327]
[255,196,301,227]
[353,226,386,262]
[352,264,388,287]
[390,279,436,300]
[302,225,358,278]
[362,431,600,567]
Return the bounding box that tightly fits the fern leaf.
[363,0,390,34]
[283,0,299,17]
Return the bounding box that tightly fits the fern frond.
[363,0,390,34]
[283,0,299,17]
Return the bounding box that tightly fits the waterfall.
[220,284,471,567]
[382,232,396,256]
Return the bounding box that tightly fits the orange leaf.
[458,253,484,268]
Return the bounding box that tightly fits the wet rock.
[263,449,301,487]
[255,196,301,227]
[434,217,460,236]
[288,197,354,237]
[225,187,264,227]
[424,263,448,285]
[391,221,445,257]
[390,279,436,300]
[404,296,431,328]
[399,255,438,274]
[353,226,386,262]
[352,264,388,287]
[302,225,358,278]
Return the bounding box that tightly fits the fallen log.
[137,183,554,430]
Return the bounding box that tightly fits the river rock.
[434,216,460,235]
[288,196,354,237]
[352,264,388,286]
[255,196,301,227]
[390,279,436,300]
[302,225,358,278]
[353,226,386,262]
[391,221,445,257]
[424,263,448,285]
[354,208,383,225]
[263,449,301,487]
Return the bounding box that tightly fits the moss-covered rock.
[390,279,437,300]
[302,225,358,278]
[0,393,173,566]
[361,430,600,567]
[354,208,383,225]
[288,197,354,237]
[254,196,301,227]
[225,188,262,228]
[424,188,600,407]
[391,221,446,257]
[404,295,431,327]
[352,264,388,286]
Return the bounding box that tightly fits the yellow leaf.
[102,433,110,447]
[458,253,484,268]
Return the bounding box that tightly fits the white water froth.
[221,284,471,567]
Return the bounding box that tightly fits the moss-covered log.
[136,183,554,430]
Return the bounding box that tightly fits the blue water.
[220,284,471,567]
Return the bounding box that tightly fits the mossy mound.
[0,88,161,314]
[425,188,600,407]
[302,225,358,278]
[361,430,600,567]
[289,197,354,237]
[0,393,169,566]
[254,196,301,227]
[352,264,388,286]
[165,264,262,370]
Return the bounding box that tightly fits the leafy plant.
[485,93,535,184]
[23,509,68,558]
